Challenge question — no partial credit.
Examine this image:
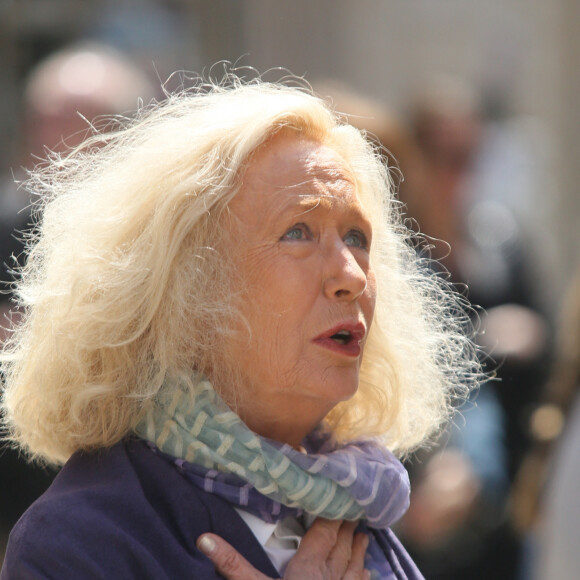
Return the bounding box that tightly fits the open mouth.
[313,322,366,357]
[330,330,353,345]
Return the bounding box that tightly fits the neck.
[238,411,320,449]
[210,374,333,449]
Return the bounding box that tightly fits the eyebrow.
[288,194,371,225]
[293,196,325,215]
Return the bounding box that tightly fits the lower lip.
[312,337,362,358]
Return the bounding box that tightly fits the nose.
[322,240,368,302]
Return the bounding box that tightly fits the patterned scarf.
[134,373,410,529]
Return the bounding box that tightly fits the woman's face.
[216,133,377,446]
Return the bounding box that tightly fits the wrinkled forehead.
[240,132,365,207]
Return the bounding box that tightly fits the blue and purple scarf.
[135,374,422,579]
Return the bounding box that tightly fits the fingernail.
[198,534,216,555]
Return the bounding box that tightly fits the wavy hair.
[1,74,480,465]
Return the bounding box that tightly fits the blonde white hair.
[1,74,480,465]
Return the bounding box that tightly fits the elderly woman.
[0,77,478,579]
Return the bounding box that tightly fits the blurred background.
[1,1,579,578]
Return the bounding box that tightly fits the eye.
[281,223,312,242]
[344,229,369,250]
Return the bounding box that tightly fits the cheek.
[250,310,301,363]
[244,304,310,385]
[364,271,378,320]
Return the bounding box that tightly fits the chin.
[318,377,360,404]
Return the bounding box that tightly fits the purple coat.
[1,439,420,579]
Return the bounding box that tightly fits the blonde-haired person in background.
[1,74,479,579]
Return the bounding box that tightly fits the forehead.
[233,133,367,219]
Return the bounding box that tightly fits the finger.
[284,519,342,578]
[343,532,370,580]
[293,518,342,561]
[197,533,277,580]
[326,521,358,576]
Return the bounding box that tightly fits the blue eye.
[282,223,311,241]
[344,229,368,249]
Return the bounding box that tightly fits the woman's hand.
[197,518,371,580]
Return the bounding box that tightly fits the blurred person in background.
[406,74,551,478]
[510,262,580,579]
[0,41,155,560]
[397,74,551,580]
